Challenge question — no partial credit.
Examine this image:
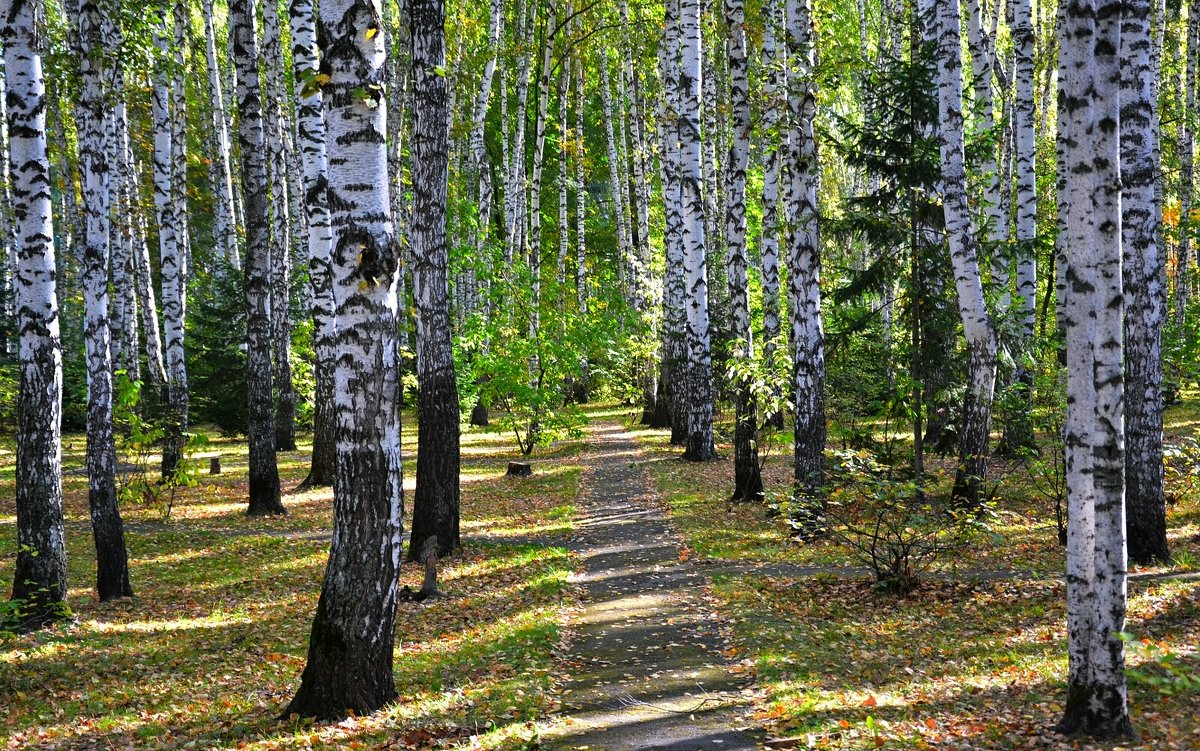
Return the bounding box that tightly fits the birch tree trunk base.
[1055,685,1135,740]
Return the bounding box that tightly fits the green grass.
[0,409,587,750]
[629,404,1200,750]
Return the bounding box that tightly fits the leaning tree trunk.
[407,0,461,561]
[786,0,826,495]
[677,0,717,461]
[290,0,336,488]
[285,0,404,718]
[230,0,284,516]
[4,0,69,631]
[76,0,132,601]
[1121,0,1171,565]
[935,0,998,506]
[1056,0,1134,736]
[152,2,188,481]
[724,0,761,500]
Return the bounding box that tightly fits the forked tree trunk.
[290,0,336,488]
[1121,0,1170,565]
[76,0,132,601]
[407,0,461,560]
[230,0,284,516]
[4,0,69,631]
[935,0,997,506]
[285,0,404,718]
[1056,0,1134,736]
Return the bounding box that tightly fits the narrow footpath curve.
[543,420,761,751]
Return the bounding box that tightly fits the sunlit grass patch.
[0,420,582,750]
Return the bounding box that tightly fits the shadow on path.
[543,421,761,751]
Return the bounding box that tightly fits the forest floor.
[0,402,1198,750]
[629,402,1200,751]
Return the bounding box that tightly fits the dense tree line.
[0,0,1183,736]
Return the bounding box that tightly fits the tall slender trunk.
[656,17,687,440]
[230,0,284,516]
[1121,0,1171,565]
[153,1,188,480]
[285,0,404,718]
[1056,0,1134,735]
[574,53,590,403]
[786,0,826,493]
[935,0,998,506]
[262,0,298,452]
[290,0,336,488]
[760,0,785,430]
[525,5,557,354]
[677,0,717,461]
[203,0,240,269]
[76,0,132,601]
[170,0,191,283]
[4,0,68,631]
[1178,9,1199,332]
[725,0,761,500]
[599,57,635,309]
[130,152,167,387]
[408,0,461,560]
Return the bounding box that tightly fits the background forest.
[0,0,1197,746]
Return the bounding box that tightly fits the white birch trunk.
[289,0,336,487]
[4,0,68,630]
[203,0,239,269]
[153,1,187,480]
[677,0,717,461]
[286,0,404,717]
[1057,0,1133,734]
[936,0,998,504]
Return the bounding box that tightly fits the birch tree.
[677,0,717,461]
[786,0,825,493]
[1056,0,1134,734]
[934,0,998,505]
[230,0,284,516]
[725,0,761,501]
[1122,0,1171,565]
[202,0,240,268]
[4,0,68,631]
[153,0,188,480]
[262,0,298,451]
[759,0,785,430]
[76,0,132,601]
[285,0,404,717]
[408,0,461,560]
[290,0,336,488]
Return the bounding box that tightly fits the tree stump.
[209,457,222,475]
[506,461,532,477]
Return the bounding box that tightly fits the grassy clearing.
[631,406,1200,750]
[0,410,583,750]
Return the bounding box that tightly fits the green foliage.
[186,264,247,436]
[113,369,209,520]
[817,449,993,594]
[1122,632,1200,696]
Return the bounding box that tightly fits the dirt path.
[542,421,761,751]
